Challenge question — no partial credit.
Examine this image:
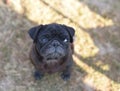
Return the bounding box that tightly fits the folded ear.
[28,25,43,42]
[63,25,75,43]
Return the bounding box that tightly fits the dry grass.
[0,0,120,91]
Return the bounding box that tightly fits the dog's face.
[28,23,75,62]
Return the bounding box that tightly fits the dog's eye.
[41,38,48,43]
[63,39,68,42]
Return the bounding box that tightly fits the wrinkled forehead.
[40,24,69,35]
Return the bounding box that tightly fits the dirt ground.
[0,0,120,91]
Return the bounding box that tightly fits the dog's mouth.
[43,46,66,60]
[46,52,62,60]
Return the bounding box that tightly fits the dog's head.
[28,23,75,62]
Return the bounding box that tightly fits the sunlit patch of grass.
[111,81,120,91]
[96,61,110,71]
[75,30,99,58]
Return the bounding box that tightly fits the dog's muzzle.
[43,40,66,60]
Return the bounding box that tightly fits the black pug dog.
[28,23,75,81]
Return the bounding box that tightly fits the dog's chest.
[42,60,65,73]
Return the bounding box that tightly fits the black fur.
[28,23,75,81]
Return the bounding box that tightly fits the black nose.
[52,40,60,47]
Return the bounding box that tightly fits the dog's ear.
[28,25,43,42]
[63,25,75,43]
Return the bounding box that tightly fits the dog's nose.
[52,40,60,47]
